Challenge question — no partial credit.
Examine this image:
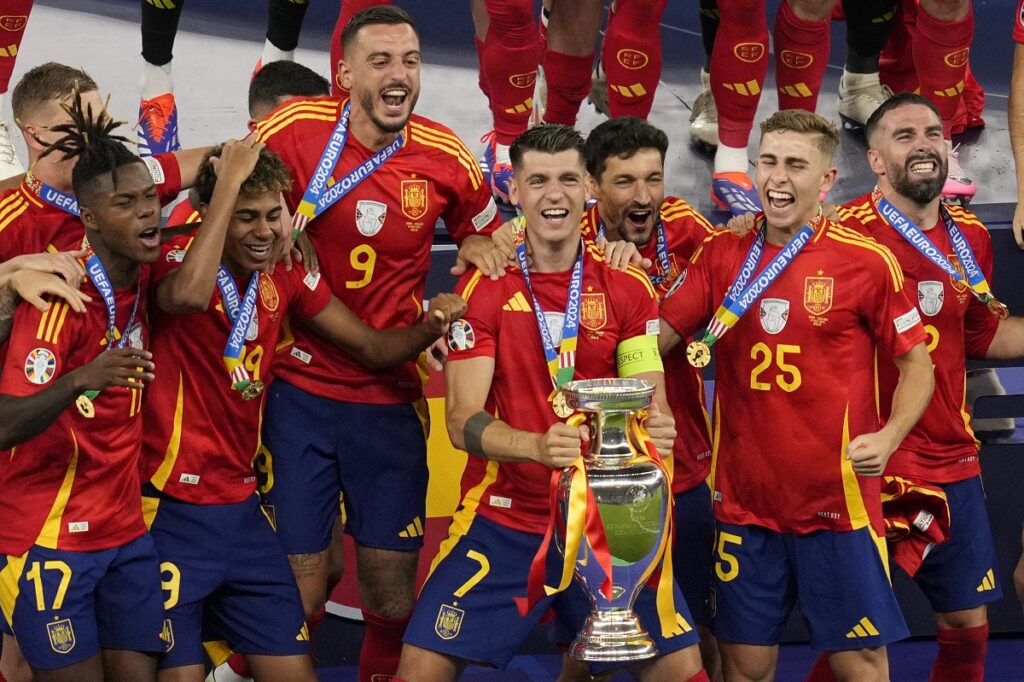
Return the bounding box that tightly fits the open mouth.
[908,157,939,175]
[138,226,160,248]
[625,207,653,229]
[244,243,273,259]
[381,88,409,112]
[540,207,570,223]
[766,189,795,210]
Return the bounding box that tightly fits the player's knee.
[785,0,835,21]
[720,644,775,682]
[633,644,704,681]
[918,0,970,22]
[396,643,461,682]
[827,647,889,682]
[935,605,988,630]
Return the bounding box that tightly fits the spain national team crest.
[435,604,464,640]
[616,48,649,70]
[779,50,813,69]
[580,293,607,332]
[160,618,175,652]
[759,298,790,335]
[917,281,945,317]
[401,179,429,221]
[508,71,537,89]
[944,48,970,68]
[0,15,27,32]
[803,276,834,315]
[447,319,475,351]
[24,348,56,385]
[734,42,765,63]
[258,274,280,312]
[47,618,76,654]
[355,200,387,237]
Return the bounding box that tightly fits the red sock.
[601,0,667,119]
[928,623,988,682]
[913,3,973,138]
[542,49,594,125]
[686,670,711,682]
[226,652,251,677]
[474,35,490,101]
[879,0,918,93]
[711,0,769,148]
[773,0,829,112]
[804,652,838,682]
[481,0,539,145]
[0,0,33,94]
[358,609,410,682]
[329,0,392,96]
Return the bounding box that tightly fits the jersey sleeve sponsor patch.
[142,156,166,185]
[472,198,498,232]
[646,319,660,336]
[893,308,922,334]
[447,319,475,351]
[303,271,322,291]
[24,348,57,384]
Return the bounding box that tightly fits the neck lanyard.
[216,266,264,399]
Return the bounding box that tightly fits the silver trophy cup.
[556,378,671,662]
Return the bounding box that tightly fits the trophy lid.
[562,378,654,412]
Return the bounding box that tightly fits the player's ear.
[338,59,354,92]
[819,166,838,196]
[507,175,520,208]
[866,148,886,176]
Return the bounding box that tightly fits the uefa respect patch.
[24,348,56,384]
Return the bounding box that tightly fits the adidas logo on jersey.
[399,516,424,538]
[502,292,531,312]
[845,617,879,639]
[976,569,997,592]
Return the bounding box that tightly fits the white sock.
[714,143,749,174]
[140,61,173,101]
[841,69,880,88]
[0,91,9,119]
[495,142,511,166]
[261,39,294,65]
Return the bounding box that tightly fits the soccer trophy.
[556,378,671,662]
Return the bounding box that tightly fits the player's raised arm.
[156,140,264,314]
[303,292,466,370]
[444,354,582,469]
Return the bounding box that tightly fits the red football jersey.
[838,195,999,483]
[580,198,715,492]
[450,244,661,535]
[1015,0,1024,43]
[0,154,182,261]
[141,236,330,505]
[660,219,926,534]
[255,97,501,404]
[0,270,151,555]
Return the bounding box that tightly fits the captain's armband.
[616,334,663,377]
[463,411,496,456]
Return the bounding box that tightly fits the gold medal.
[75,394,95,419]
[686,340,711,368]
[551,390,573,418]
[987,297,1009,319]
[241,379,265,401]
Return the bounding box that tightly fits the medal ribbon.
[512,215,583,390]
[216,266,261,392]
[596,216,671,285]
[26,171,80,216]
[80,252,141,402]
[290,101,404,236]
[873,189,999,306]
[700,219,815,347]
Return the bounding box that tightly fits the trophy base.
[569,609,657,662]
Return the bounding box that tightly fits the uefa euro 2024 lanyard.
[25,170,80,216]
[75,251,141,419]
[215,266,264,400]
[290,101,404,238]
[596,216,671,286]
[685,214,819,368]
[871,188,1007,319]
[512,215,583,418]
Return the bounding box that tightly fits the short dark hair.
[39,88,143,203]
[341,5,419,55]
[864,92,941,148]
[584,116,668,180]
[248,61,330,118]
[760,109,840,160]
[509,123,585,172]
[193,144,293,206]
[12,62,98,124]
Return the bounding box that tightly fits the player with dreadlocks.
[0,89,167,682]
